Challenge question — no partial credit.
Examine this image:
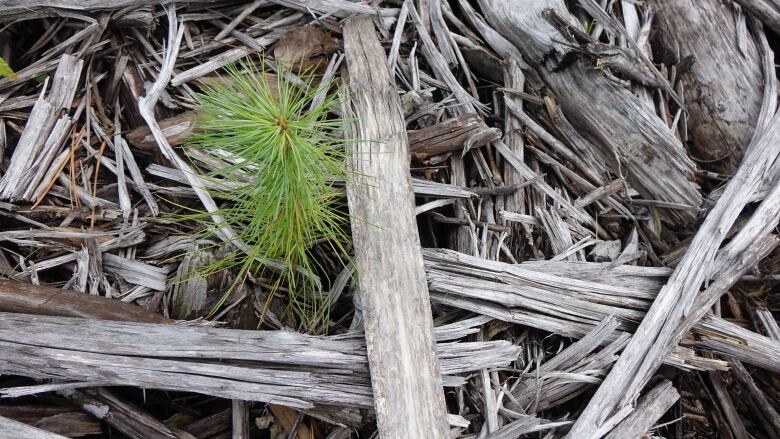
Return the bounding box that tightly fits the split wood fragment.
[342,15,449,438]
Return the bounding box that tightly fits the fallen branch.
[0,313,520,415]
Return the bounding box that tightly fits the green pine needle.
[185,58,351,330]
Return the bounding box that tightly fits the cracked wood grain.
[343,15,449,439]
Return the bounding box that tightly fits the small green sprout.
[185,58,351,331]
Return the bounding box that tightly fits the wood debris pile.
[0,0,779,437]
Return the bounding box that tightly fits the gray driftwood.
[0,313,520,416]
[343,15,449,438]
[652,0,764,174]
[424,247,780,372]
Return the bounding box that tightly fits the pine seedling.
[185,58,351,330]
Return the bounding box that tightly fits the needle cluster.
[187,59,351,328]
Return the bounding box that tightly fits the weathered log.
[0,313,520,416]
[343,15,450,438]
[477,0,701,225]
[0,278,171,324]
[652,0,764,174]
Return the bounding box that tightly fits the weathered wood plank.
[0,313,519,419]
[343,15,450,438]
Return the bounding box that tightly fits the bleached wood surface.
[425,247,780,372]
[343,15,450,438]
[0,313,520,414]
[734,0,780,34]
